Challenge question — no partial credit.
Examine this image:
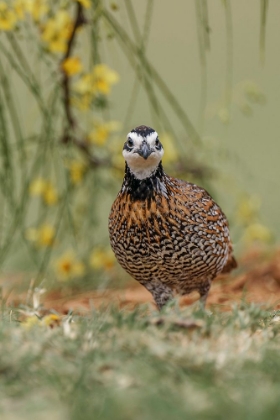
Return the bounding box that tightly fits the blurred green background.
[0,0,277,290]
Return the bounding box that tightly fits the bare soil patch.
[41,248,280,314]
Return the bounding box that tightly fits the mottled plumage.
[109,125,236,309]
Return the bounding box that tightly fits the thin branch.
[224,0,233,109]
[60,2,107,168]
[260,0,269,64]
[61,2,86,129]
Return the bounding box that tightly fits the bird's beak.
[137,142,152,160]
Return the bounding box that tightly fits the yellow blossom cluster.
[243,223,272,244]
[160,133,179,164]
[217,107,230,125]
[0,2,17,30]
[29,177,58,205]
[62,56,83,77]
[0,0,50,30]
[243,81,265,104]
[54,250,85,281]
[52,247,116,281]
[26,223,55,247]
[22,315,40,329]
[89,247,115,271]
[13,0,25,19]
[24,0,49,22]
[88,120,121,146]
[22,313,61,329]
[41,10,73,53]
[236,195,260,225]
[236,195,272,245]
[66,160,87,185]
[0,1,87,51]
[73,64,119,109]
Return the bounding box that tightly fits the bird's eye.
[127,138,134,147]
[155,138,160,147]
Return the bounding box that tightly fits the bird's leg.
[199,280,211,308]
[142,280,174,311]
[199,291,209,308]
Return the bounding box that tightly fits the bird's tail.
[221,254,238,274]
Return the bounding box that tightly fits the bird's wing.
[167,178,237,272]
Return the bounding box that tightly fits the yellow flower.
[14,0,27,19]
[74,73,93,96]
[71,94,92,111]
[41,10,73,53]
[29,178,58,205]
[24,0,49,22]
[160,133,178,164]
[77,0,91,8]
[236,195,261,225]
[29,177,46,195]
[54,250,85,280]
[218,107,230,124]
[22,315,41,329]
[89,121,121,146]
[42,314,61,328]
[43,182,58,206]
[90,247,115,271]
[22,314,61,329]
[0,2,17,31]
[73,64,119,105]
[31,225,55,246]
[62,56,83,76]
[26,223,55,247]
[239,102,253,117]
[67,160,87,185]
[244,81,265,104]
[243,223,272,244]
[72,73,94,110]
[91,64,119,95]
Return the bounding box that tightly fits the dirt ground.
[41,247,280,314]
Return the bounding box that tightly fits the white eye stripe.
[127,132,142,146]
[127,131,159,147]
[145,131,159,143]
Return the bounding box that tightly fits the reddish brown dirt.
[3,248,280,314]
[42,247,280,314]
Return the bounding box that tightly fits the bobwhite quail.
[108,125,237,309]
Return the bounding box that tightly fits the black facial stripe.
[155,139,163,150]
[123,143,132,151]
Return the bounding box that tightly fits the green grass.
[1,303,280,420]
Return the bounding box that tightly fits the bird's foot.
[159,296,181,314]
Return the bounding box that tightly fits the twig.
[61,2,86,129]
[60,2,107,168]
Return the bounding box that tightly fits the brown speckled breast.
[109,171,235,296]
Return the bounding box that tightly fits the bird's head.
[122,125,164,180]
